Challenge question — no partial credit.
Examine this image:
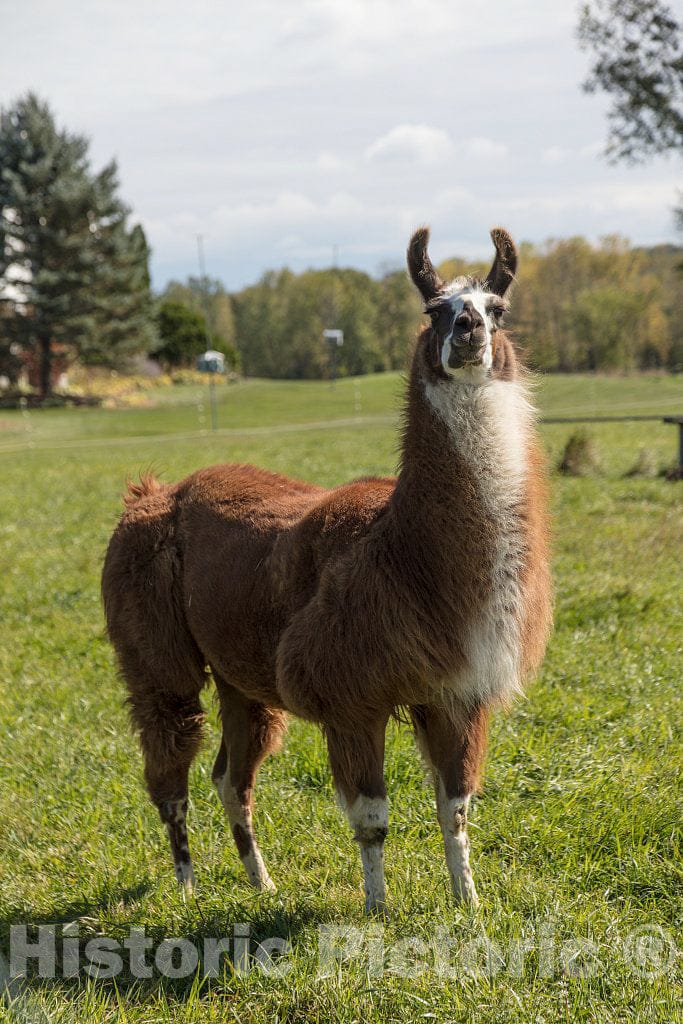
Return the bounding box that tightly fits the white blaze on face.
[439,281,498,382]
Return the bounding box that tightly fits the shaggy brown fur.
[102,226,552,909]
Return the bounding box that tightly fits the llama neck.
[394,354,532,535]
[383,342,544,707]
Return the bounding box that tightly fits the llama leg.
[112,638,207,894]
[411,702,489,906]
[326,717,389,915]
[158,797,195,891]
[213,676,286,892]
[129,686,205,894]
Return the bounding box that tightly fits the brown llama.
[102,226,552,912]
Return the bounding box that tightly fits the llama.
[102,226,552,912]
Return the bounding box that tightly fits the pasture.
[0,373,681,1023]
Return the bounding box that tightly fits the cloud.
[464,138,509,160]
[365,125,455,166]
[579,140,605,159]
[209,192,371,240]
[543,142,604,164]
[145,169,680,289]
[315,152,348,173]
[542,146,568,165]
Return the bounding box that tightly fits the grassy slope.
[0,374,681,1022]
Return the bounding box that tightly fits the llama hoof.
[365,898,388,919]
[248,871,276,893]
[175,863,196,899]
[451,880,479,908]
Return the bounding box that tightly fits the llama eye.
[491,305,505,319]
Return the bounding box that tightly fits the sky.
[2,0,681,290]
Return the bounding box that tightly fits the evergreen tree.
[79,219,157,368]
[0,93,155,395]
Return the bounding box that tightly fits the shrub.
[557,430,602,476]
[624,447,658,478]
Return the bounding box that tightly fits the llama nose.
[454,302,484,346]
[454,302,484,335]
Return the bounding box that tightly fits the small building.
[196,350,225,374]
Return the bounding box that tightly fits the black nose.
[453,301,484,346]
[454,301,484,332]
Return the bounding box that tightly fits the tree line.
[192,239,680,378]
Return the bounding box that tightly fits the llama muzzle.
[447,336,487,369]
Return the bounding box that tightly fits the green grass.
[0,371,680,452]
[0,373,681,1023]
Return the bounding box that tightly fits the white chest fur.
[424,377,534,705]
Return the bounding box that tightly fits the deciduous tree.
[578,0,683,161]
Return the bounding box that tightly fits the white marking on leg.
[359,844,386,915]
[436,783,478,906]
[169,848,196,895]
[342,795,389,913]
[243,845,276,892]
[217,776,275,892]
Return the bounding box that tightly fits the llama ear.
[407,227,443,302]
[484,227,518,297]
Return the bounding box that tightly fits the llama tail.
[123,471,166,509]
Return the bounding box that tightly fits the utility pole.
[324,244,342,388]
[197,234,218,431]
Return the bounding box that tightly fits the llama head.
[407,226,518,383]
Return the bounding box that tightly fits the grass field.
[0,373,681,1023]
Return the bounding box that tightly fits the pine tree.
[0,93,155,396]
